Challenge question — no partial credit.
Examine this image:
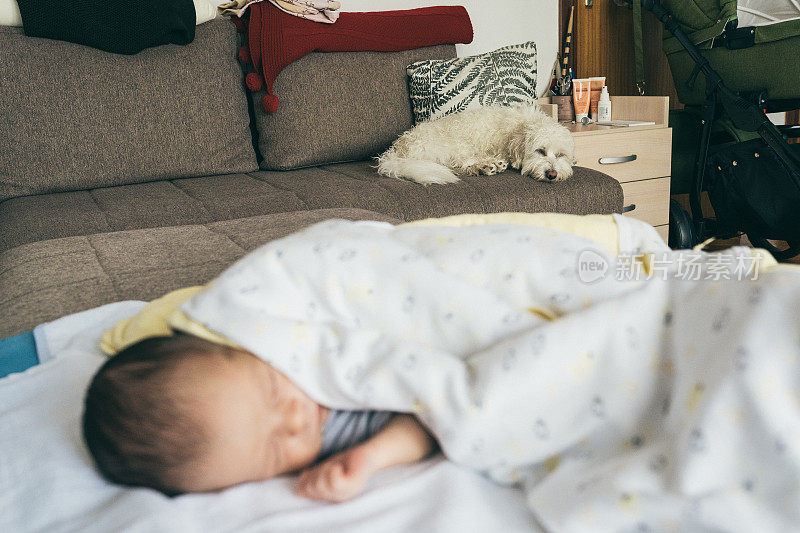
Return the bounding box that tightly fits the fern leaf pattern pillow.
[407,41,537,124]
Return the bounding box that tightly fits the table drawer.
[573,128,672,182]
[620,177,670,226]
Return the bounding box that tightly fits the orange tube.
[572,78,591,124]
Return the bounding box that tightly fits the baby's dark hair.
[82,334,235,495]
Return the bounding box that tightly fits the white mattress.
[0,302,545,533]
[738,0,800,26]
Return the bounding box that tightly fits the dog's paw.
[477,158,509,176]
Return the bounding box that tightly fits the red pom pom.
[231,16,246,33]
[237,45,251,65]
[245,73,263,92]
[262,94,280,114]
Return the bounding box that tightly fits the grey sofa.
[0,18,623,339]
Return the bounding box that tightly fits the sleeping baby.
[82,333,436,500]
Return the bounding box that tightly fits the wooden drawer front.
[621,177,670,226]
[573,128,672,182]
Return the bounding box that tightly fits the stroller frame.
[622,0,800,259]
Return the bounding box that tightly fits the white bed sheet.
[738,0,800,26]
[0,302,543,533]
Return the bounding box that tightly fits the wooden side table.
[542,96,673,242]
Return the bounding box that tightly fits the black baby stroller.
[622,0,800,260]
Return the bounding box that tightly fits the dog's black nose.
[545,169,558,180]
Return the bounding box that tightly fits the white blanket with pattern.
[179,216,800,532]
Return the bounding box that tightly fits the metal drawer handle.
[622,204,636,213]
[599,154,637,164]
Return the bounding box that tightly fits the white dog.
[377,104,576,186]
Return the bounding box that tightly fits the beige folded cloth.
[217,0,340,22]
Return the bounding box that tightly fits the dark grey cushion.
[0,209,401,339]
[0,163,623,252]
[0,19,258,202]
[254,45,456,170]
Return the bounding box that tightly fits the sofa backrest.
[0,19,258,203]
[253,45,456,171]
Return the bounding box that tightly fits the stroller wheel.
[668,199,695,249]
[746,236,800,262]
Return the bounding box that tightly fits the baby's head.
[82,334,329,495]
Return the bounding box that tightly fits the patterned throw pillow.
[407,41,537,124]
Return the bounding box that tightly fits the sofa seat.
[0,208,400,339]
[0,161,623,253]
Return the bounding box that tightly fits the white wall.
[344,1,558,97]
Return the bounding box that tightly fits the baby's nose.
[545,169,558,180]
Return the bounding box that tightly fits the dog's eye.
[556,153,566,158]
[536,148,547,156]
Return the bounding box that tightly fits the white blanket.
[180,216,800,532]
[738,0,800,26]
[0,302,540,532]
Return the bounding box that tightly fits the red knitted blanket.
[236,3,473,113]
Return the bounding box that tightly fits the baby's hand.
[295,445,373,503]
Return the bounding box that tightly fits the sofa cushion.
[249,162,623,221]
[0,19,258,203]
[0,208,401,339]
[0,164,623,252]
[254,45,456,170]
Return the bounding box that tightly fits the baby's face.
[174,349,330,493]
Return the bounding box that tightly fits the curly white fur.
[377,104,577,186]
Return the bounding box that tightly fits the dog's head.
[514,121,576,182]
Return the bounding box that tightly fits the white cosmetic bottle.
[597,86,612,122]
